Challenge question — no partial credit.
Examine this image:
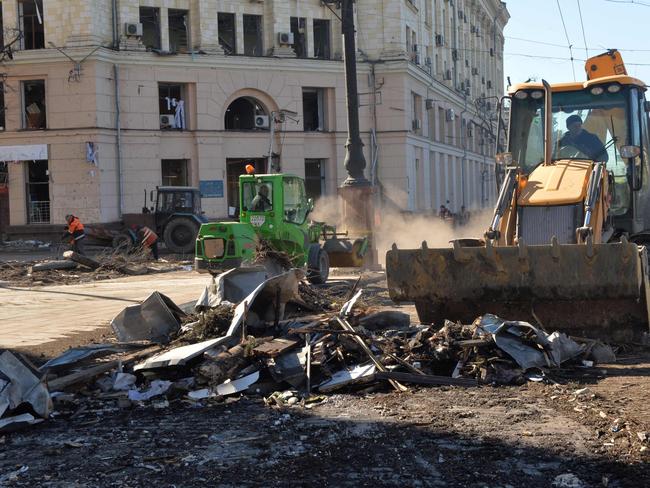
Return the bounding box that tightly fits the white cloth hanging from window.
[174,100,185,130]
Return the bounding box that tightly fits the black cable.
[556,0,577,81]
[577,0,589,58]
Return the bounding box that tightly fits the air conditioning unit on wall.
[277,32,294,45]
[160,115,176,129]
[255,115,270,128]
[125,23,143,37]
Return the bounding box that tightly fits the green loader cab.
[195,173,368,284]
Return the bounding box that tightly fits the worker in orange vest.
[132,225,159,260]
[63,214,86,255]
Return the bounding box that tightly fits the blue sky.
[503,0,650,87]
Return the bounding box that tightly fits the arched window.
[224,97,269,130]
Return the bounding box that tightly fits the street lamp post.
[340,0,369,186]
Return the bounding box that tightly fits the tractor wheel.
[307,244,330,284]
[112,232,134,253]
[163,217,199,254]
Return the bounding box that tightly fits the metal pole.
[341,0,369,186]
[268,111,276,172]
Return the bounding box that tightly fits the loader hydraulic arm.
[577,162,605,243]
[485,168,518,240]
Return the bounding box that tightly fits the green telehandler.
[194,172,368,283]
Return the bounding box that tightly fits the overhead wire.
[604,0,650,6]
[576,0,589,58]
[556,0,577,80]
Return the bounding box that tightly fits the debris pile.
[3,267,618,433]
[0,251,189,287]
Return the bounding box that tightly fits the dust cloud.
[373,209,493,265]
[311,196,494,266]
[310,195,343,227]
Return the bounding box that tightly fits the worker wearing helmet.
[251,184,272,212]
[62,214,86,255]
[132,224,160,260]
[559,114,608,162]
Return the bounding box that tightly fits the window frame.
[243,14,263,57]
[302,88,326,132]
[139,6,162,51]
[313,19,331,60]
[158,82,187,130]
[18,0,44,50]
[21,79,46,130]
[218,12,236,55]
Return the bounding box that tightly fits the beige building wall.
[0,0,507,229]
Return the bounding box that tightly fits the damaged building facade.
[0,0,508,231]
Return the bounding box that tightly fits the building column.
[424,149,432,210]
[192,0,223,54]
[265,0,294,57]
[306,17,315,58]
[160,8,170,52]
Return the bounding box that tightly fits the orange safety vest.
[67,217,85,242]
[141,226,158,247]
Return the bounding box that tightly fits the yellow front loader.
[387,51,650,342]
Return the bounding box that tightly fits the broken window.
[26,160,49,224]
[412,92,422,135]
[0,6,4,50]
[168,9,188,53]
[159,83,186,130]
[19,0,44,50]
[290,17,307,58]
[22,80,46,129]
[243,15,263,56]
[304,159,325,201]
[302,88,326,131]
[161,159,189,186]
[225,97,268,131]
[218,12,236,55]
[0,83,5,130]
[140,6,161,51]
[313,19,330,59]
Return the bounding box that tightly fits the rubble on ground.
[2,265,622,436]
[0,250,190,287]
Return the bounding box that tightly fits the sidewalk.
[0,271,209,351]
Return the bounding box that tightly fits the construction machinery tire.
[112,232,134,253]
[164,217,199,254]
[307,244,330,284]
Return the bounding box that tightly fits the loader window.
[510,87,630,176]
[242,181,273,212]
[283,177,308,224]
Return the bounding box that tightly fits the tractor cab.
[153,187,202,229]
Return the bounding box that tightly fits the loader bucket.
[324,237,368,268]
[386,239,650,343]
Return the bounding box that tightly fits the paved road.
[0,271,209,351]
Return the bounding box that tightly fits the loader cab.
[240,174,312,225]
[506,79,649,233]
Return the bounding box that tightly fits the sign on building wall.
[200,180,224,198]
[0,144,48,161]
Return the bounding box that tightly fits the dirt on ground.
[1,370,649,487]
[1,275,649,487]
